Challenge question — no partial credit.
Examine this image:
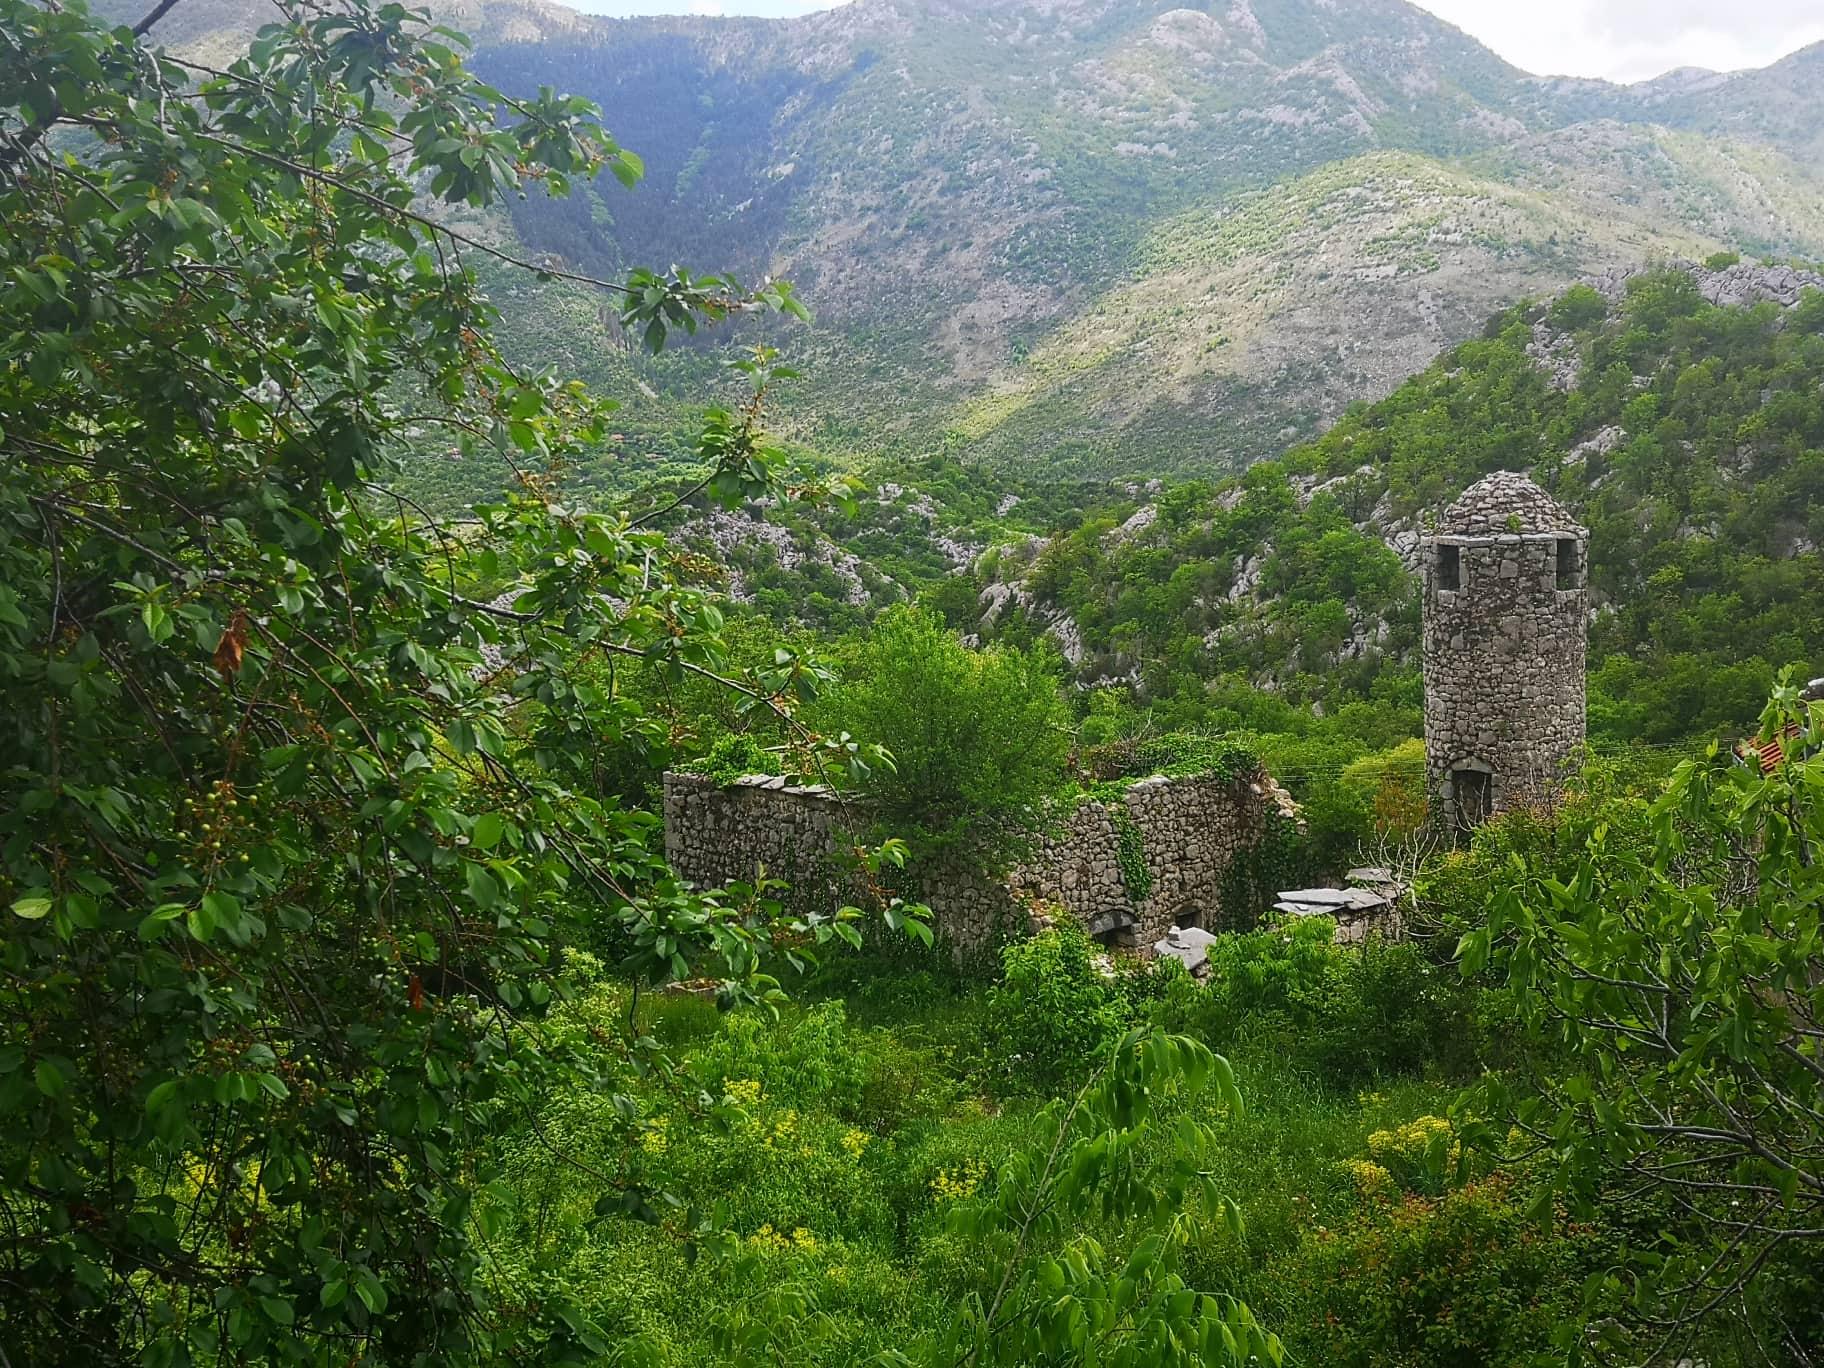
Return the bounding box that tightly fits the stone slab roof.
[1436,471,1583,538]
[1276,886,1392,914]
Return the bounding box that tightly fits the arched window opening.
[1088,908,1136,950]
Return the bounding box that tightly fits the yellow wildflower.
[640,1116,670,1154]
[930,1157,988,1203]
[1339,1158,1393,1194]
[1367,1115,1453,1160]
[841,1127,870,1160]
[748,1223,818,1254]
[761,1109,799,1149]
[724,1079,762,1108]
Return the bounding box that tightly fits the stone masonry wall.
[1422,533,1588,822]
[1010,775,1270,949]
[662,773,855,909]
[662,771,1280,957]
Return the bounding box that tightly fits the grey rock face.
[1421,473,1588,832]
[1585,259,1824,312]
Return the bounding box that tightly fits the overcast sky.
[566,0,1824,84]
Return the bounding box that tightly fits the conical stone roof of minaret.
[1436,470,1584,538]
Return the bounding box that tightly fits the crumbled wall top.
[1434,471,1584,539]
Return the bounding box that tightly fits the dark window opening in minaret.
[1437,543,1460,590]
[1556,538,1581,589]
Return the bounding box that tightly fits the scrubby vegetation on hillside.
[572,272,1823,750]
[474,687,1824,1365]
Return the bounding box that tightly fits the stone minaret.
[1421,472,1588,835]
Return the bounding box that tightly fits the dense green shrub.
[1417,758,1658,935]
[1272,1172,1609,1366]
[1460,686,1824,1353]
[1075,686,1148,749]
[1338,737,1428,838]
[678,732,780,785]
[818,604,1072,851]
[495,974,1277,1367]
[986,925,1127,1092]
[690,1001,870,1115]
[1160,919,1477,1085]
[1547,281,1609,331]
[1183,1065,1609,1366]
[1293,779,1374,872]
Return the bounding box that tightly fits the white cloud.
[1411,0,1824,82]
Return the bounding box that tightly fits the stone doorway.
[1450,763,1493,834]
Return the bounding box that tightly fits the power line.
[1251,739,1712,786]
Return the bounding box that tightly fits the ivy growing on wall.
[1110,805,1153,903]
[1219,809,1312,932]
[1075,731,1292,913]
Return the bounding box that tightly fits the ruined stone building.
[1421,472,1588,834]
[662,768,1299,956]
[665,467,1597,946]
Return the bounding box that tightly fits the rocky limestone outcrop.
[681,508,877,608]
[1584,259,1824,310]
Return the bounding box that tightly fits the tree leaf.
[34,1060,66,1097]
[470,813,505,851]
[464,860,500,911]
[10,895,51,920]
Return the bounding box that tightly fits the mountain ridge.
[460,0,1824,475]
[118,0,1824,480]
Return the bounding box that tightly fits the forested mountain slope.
[961,263,1824,741]
[121,0,1824,480]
